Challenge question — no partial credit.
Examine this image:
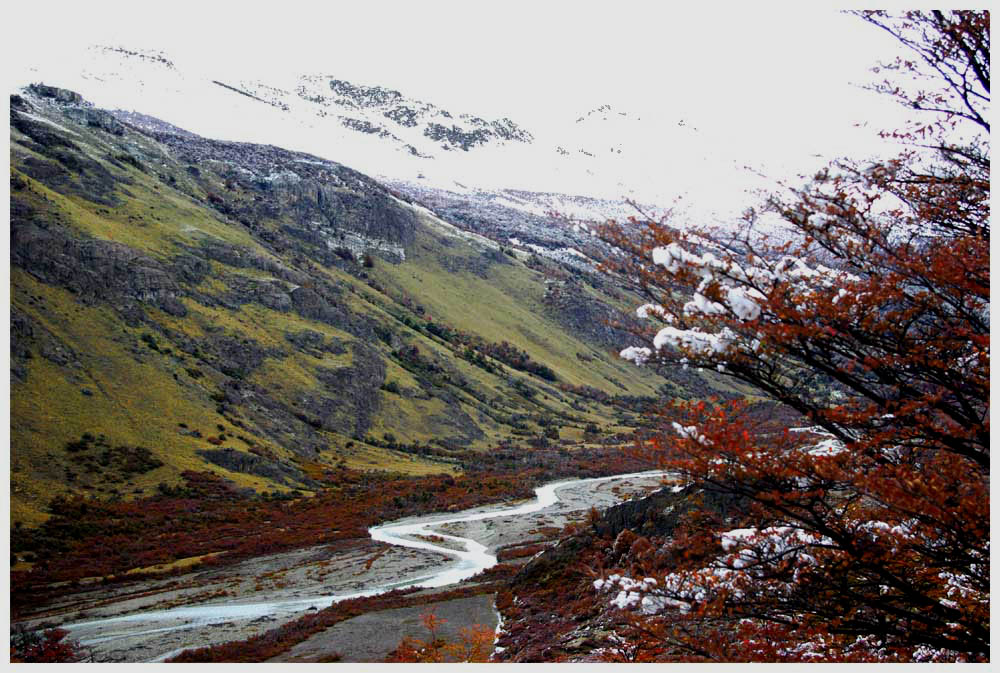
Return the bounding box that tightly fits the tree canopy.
[595,10,989,662]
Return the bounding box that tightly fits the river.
[59,470,669,661]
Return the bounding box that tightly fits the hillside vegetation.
[10,85,729,525]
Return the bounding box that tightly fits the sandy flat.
[273,593,499,662]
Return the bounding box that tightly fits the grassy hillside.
[10,85,727,524]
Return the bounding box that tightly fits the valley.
[9,83,716,662]
[10,84,727,523]
[9,8,989,664]
[26,472,669,662]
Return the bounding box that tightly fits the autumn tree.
[387,611,494,663]
[593,10,988,662]
[10,626,87,663]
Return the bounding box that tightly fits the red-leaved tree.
[10,626,87,663]
[387,612,494,663]
[593,10,988,662]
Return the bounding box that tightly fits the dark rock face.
[300,341,386,437]
[543,280,639,350]
[10,221,185,315]
[11,308,83,383]
[10,309,35,383]
[170,253,212,285]
[284,330,347,357]
[196,448,315,487]
[195,241,308,285]
[213,273,293,313]
[215,379,328,457]
[11,108,78,151]
[11,110,126,205]
[63,107,126,136]
[200,333,285,381]
[150,131,418,261]
[15,157,74,199]
[289,286,346,325]
[27,84,83,104]
[199,240,256,268]
[249,279,293,311]
[274,178,416,250]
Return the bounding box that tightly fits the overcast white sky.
[9,2,907,129]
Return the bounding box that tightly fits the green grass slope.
[9,86,725,524]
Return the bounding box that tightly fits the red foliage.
[387,611,495,663]
[497,542,550,562]
[11,446,651,614]
[9,626,85,663]
[167,583,499,662]
[589,10,988,663]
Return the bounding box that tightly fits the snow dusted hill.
[383,180,663,267]
[11,44,784,237]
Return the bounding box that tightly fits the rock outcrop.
[10,220,186,317]
[301,342,386,437]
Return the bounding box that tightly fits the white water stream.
[61,470,668,660]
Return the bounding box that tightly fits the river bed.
[47,471,668,662]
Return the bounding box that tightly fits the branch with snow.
[620,236,865,368]
[594,526,835,618]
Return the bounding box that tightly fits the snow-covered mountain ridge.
[11,43,781,231]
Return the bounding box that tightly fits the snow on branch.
[594,526,835,617]
[620,236,867,368]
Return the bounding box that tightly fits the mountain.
[10,84,738,524]
[11,43,769,223]
[293,75,533,151]
[11,45,543,185]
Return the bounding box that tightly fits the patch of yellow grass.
[125,552,225,575]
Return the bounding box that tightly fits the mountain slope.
[10,85,732,524]
[16,43,760,213]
